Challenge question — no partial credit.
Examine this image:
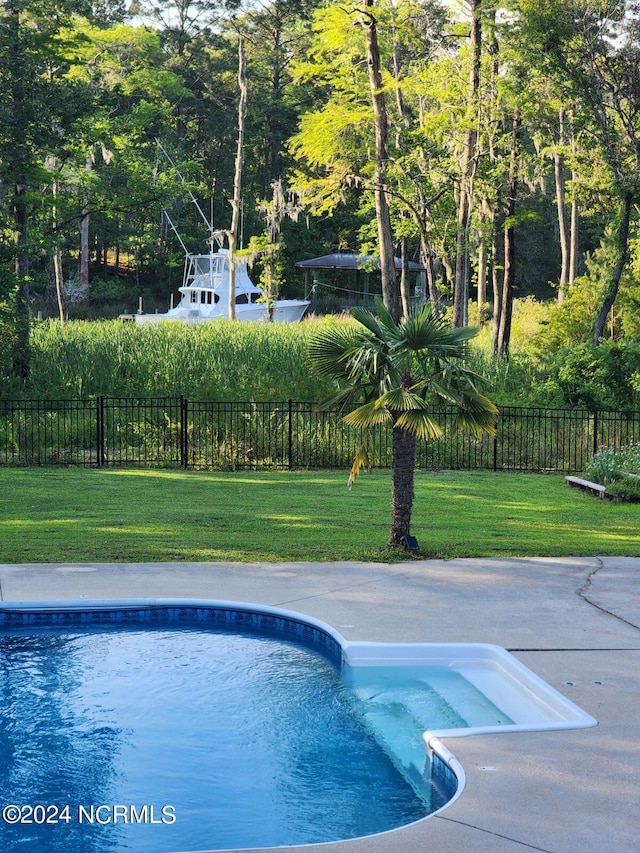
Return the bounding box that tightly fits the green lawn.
[0,468,638,563]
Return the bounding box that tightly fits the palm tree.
[307,300,499,548]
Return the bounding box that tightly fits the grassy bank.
[0,469,638,563]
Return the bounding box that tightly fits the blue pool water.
[0,622,445,853]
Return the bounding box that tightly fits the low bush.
[553,340,640,412]
[606,475,640,503]
[585,443,640,485]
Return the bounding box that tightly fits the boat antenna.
[156,139,221,249]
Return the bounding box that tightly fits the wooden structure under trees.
[296,253,426,311]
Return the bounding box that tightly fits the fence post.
[96,396,105,468]
[288,399,293,470]
[593,409,599,458]
[181,396,188,468]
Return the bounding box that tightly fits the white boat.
[135,248,310,325]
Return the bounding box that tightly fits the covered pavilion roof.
[295,252,425,272]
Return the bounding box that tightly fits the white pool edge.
[341,639,599,736]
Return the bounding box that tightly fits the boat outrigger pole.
[156,139,221,250]
[162,210,189,258]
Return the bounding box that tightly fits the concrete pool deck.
[0,556,638,853]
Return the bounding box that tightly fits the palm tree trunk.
[389,424,416,546]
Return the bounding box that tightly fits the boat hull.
[134,299,309,326]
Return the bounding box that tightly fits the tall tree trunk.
[554,110,569,303]
[52,173,65,325]
[12,181,30,379]
[484,4,501,349]
[8,3,29,379]
[53,243,65,325]
[398,187,439,303]
[423,242,438,305]
[491,202,503,354]
[569,129,579,286]
[497,216,515,357]
[268,31,283,183]
[362,1,400,322]
[228,39,247,321]
[391,16,410,147]
[477,239,487,325]
[389,421,416,546]
[569,176,579,285]
[497,109,521,358]
[79,151,92,296]
[593,191,633,345]
[477,197,493,326]
[80,210,90,289]
[400,237,411,319]
[453,0,482,329]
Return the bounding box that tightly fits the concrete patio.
[0,555,638,853]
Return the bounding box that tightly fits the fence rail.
[1,397,639,473]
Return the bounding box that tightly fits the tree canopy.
[1,0,640,383]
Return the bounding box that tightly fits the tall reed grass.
[12,319,340,401]
[5,300,554,405]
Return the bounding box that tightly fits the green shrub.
[586,443,640,485]
[553,340,640,411]
[605,475,640,502]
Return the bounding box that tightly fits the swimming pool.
[0,599,597,853]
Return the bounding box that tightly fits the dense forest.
[1,0,640,409]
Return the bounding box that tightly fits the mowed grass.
[0,468,638,563]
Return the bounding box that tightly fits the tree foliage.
[1,0,640,393]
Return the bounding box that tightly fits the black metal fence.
[1,397,639,472]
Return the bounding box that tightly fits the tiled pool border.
[0,599,344,665]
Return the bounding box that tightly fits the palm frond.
[400,304,478,354]
[399,305,448,351]
[394,410,444,440]
[350,305,388,341]
[378,386,429,412]
[452,389,500,439]
[316,384,365,412]
[372,299,403,340]
[411,377,459,405]
[343,400,393,429]
[306,325,371,380]
[347,443,371,490]
[348,340,388,377]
